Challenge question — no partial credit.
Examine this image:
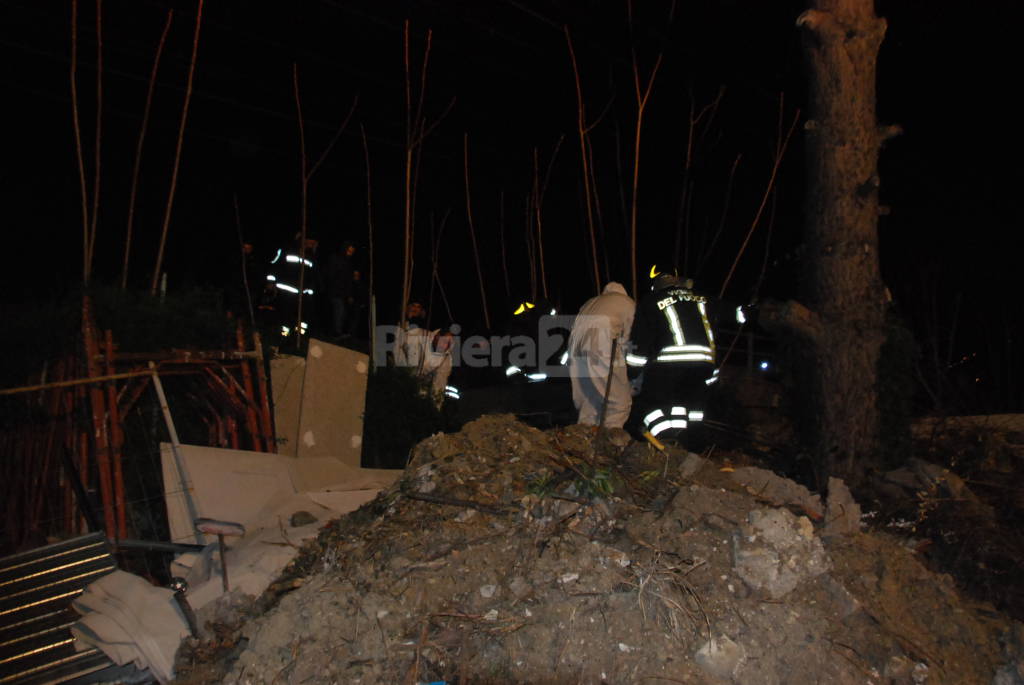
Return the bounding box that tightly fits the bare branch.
[719,106,800,298]
[307,95,359,181]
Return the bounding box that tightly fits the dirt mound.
[174,415,1022,684]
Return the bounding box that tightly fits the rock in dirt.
[732,507,831,599]
[289,510,317,527]
[695,634,746,680]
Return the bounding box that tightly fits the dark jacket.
[327,252,354,299]
[627,286,725,370]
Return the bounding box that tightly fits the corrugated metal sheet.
[0,533,117,684]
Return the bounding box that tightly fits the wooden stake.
[292,62,309,350]
[124,10,173,289]
[70,0,91,284]
[464,134,490,329]
[87,0,103,276]
[360,125,375,338]
[151,0,204,295]
[626,0,664,298]
[564,26,601,295]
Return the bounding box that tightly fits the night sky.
[1,1,1020,406]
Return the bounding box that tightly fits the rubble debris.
[172,414,1017,685]
[73,570,190,683]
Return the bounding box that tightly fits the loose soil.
[173,415,1023,684]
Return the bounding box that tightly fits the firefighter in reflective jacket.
[264,236,318,340]
[626,268,743,441]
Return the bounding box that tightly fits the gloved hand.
[630,371,644,396]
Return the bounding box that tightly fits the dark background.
[1,0,1020,408]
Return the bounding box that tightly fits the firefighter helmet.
[649,264,680,291]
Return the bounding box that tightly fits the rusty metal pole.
[235,322,263,451]
[82,297,116,537]
[105,330,128,540]
[77,431,89,535]
[150,361,204,545]
[251,332,276,453]
[62,382,75,536]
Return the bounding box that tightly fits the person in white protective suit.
[567,282,636,428]
[393,300,455,407]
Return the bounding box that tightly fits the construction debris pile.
[174,415,1024,684]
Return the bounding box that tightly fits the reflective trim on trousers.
[643,409,664,427]
[650,418,688,436]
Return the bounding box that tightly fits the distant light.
[303,288,314,295]
[559,351,569,365]
[526,372,548,382]
[276,283,299,294]
[506,365,522,377]
[266,274,277,281]
[549,308,556,316]
[286,255,314,267]
[760,361,769,370]
[270,249,282,264]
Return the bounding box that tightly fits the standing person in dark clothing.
[345,266,368,338]
[327,240,356,340]
[265,235,319,341]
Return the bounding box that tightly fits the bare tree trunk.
[764,0,896,485]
